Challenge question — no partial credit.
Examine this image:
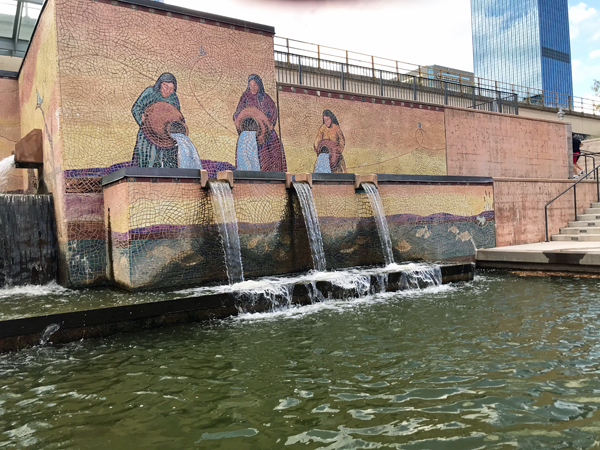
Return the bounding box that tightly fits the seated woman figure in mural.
[313,109,346,173]
[132,73,195,168]
[233,74,287,172]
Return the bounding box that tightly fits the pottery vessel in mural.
[141,102,188,148]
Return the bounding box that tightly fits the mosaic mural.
[103,173,494,290]
[278,87,448,175]
[21,0,279,286]
[15,0,492,288]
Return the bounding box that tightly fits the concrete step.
[590,202,600,208]
[551,234,600,242]
[583,208,600,214]
[568,220,600,227]
[574,214,600,221]
[559,227,600,235]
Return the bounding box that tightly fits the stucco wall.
[445,107,570,179]
[493,178,598,247]
[0,78,22,193]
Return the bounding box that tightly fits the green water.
[2,272,600,449]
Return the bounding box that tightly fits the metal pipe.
[545,206,549,242]
[574,184,578,221]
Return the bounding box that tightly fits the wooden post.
[371,55,375,78]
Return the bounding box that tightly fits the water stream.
[362,182,395,265]
[209,180,244,284]
[293,181,327,271]
[0,154,15,192]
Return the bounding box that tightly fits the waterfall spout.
[0,155,15,193]
[209,180,244,284]
[362,182,394,266]
[293,181,326,272]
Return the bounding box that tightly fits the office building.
[471,0,573,98]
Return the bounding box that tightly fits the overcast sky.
[165,0,600,99]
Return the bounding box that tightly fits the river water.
[2,271,600,448]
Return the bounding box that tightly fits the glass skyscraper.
[471,0,573,99]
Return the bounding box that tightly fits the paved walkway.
[477,241,600,272]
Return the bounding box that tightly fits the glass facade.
[471,0,573,99]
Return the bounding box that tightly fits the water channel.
[2,271,600,448]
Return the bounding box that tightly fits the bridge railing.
[274,37,600,116]
[275,51,518,115]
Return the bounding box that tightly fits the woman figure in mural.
[233,74,287,172]
[313,109,346,173]
[132,73,199,169]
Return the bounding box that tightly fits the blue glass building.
[471,0,573,100]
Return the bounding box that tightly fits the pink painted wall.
[494,178,598,247]
[446,107,570,180]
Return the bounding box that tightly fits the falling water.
[172,134,203,170]
[399,265,442,290]
[0,154,15,192]
[0,194,58,287]
[209,180,244,284]
[362,182,395,266]
[293,181,326,272]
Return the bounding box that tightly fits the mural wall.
[47,0,278,286]
[278,86,448,175]
[103,175,494,290]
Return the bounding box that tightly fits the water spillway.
[209,180,244,284]
[362,182,395,266]
[293,181,327,272]
[0,194,57,287]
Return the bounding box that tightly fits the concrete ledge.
[232,170,287,182]
[477,242,600,270]
[102,168,206,186]
[379,174,493,184]
[0,264,473,353]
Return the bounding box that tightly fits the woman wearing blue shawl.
[131,73,183,168]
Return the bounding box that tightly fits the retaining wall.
[493,178,599,247]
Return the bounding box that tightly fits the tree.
[594,80,600,111]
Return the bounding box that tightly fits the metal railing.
[275,51,518,115]
[544,163,600,242]
[275,37,600,116]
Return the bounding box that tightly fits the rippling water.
[2,272,600,449]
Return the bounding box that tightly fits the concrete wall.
[0,78,23,193]
[519,107,600,136]
[445,107,570,179]
[493,178,598,247]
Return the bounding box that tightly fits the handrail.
[274,36,600,115]
[545,164,600,242]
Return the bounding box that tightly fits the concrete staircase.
[552,202,600,241]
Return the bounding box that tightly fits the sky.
[165,0,600,99]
